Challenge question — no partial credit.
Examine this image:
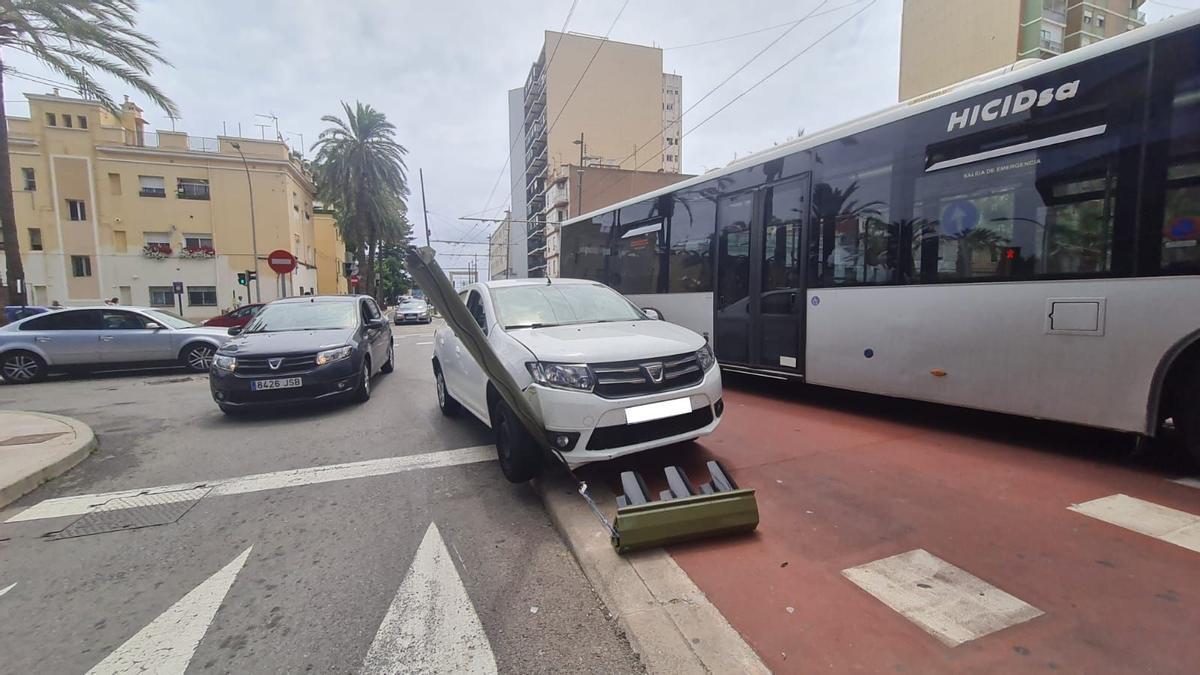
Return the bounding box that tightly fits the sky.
[4,0,1196,269]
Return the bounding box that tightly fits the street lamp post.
[230,142,261,303]
[572,133,585,218]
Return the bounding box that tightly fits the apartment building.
[1,92,326,318]
[899,0,1147,101]
[511,31,685,277]
[313,206,349,295]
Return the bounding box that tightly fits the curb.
[0,411,97,510]
[534,472,770,675]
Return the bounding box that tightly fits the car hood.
[178,326,232,339]
[506,320,704,363]
[219,328,355,356]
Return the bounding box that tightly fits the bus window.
[560,214,612,283]
[611,219,664,294]
[668,184,717,292]
[1160,74,1200,274]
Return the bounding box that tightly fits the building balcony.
[1041,38,1063,53]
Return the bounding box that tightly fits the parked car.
[0,307,229,383]
[3,305,49,324]
[433,279,722,482]
[393,298,432,324]
[209,295,393,413]
[202,303,263,328]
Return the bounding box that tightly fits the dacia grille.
[590,352,703,399]
[236,353,317,376]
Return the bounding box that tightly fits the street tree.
[311,101,409,299]
[0,0,177,305]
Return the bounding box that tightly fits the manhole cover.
[0,432,68,447]
[50,487,210,539]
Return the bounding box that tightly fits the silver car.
[0,306,229,384]
[393,299,432,324]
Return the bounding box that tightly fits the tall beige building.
[899,0,1147,101]
[513,31,684,277]
[1,92,333,318]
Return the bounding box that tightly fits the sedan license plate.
[625,397,692,424]
[252,377,302,391]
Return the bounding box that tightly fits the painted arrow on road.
[361,523,497,674]
[87,547,253,675]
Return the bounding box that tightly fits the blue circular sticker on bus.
[811,296,820,306]
[940,200,980,238]
[1166,216,1198,241]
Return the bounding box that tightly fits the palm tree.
[0,0,177,305]
[311,101,408,298]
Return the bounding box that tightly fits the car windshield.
[244,302,358,333]
[491,283,644,329]
[399,301,427,310]
[142,309,196,329]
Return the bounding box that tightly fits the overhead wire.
[661,0,870,50]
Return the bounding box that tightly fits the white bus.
[558,11,1200,461]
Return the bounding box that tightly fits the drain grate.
[50,487,210,539]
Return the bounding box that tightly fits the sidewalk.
[0,411,96,509]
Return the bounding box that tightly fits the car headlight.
[316,345,354,366]
[213,354,237,372]
[696,344,716,372]
[526,362,594,392]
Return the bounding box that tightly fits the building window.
[21,167,35,191]
[177,178,210,200]
[29,228,42,251]
[148,286,174,307]
[44,112,56,127]
[187,286,217,307]
[184,235,213,250]
[1083,10,1093,24]
[1096,15,1105,29]
[138,175,165,197]
[70,255,91,277]
[77,115,88,129]
[66,199,86,221]
[62,114,72,128]
[665,154,676,162]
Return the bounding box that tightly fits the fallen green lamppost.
[404,247,759,554]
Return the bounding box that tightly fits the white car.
[433,278,723,482]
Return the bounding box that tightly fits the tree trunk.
[0,51,29,306]
[364,229,378,299]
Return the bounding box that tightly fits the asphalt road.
[0,319,643,674]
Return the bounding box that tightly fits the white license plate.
[252,377,302,391]
[625,397,692,424]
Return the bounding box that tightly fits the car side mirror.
[145,321,164,330]
[365,318,384,329]
[227,326,242,336]
[642,307,664,321]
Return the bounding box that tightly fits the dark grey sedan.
[0,307,229,383]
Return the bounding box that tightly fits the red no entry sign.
[349,274,360,286]
[267,249,297,274]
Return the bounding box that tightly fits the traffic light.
[237,272,247,286]
[246,270,257,283]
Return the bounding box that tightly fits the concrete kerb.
[534,471,770,675]
[0,411,97,509]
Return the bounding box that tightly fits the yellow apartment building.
[899,0,1147,101]
[313,206,348,295]
[2,92,330,318]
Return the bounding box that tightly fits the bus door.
[715,175,810,373]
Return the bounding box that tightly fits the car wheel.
[381,344,395,374]
[352,359,372,403]
[435,366,460,416]
[493,398,542,483]
[182,343,215,373]
[1,351,47,384]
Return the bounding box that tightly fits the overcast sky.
[4,0,1195,267]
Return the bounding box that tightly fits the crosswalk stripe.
[87,547,252,674]
[6,445,495,524]
[842,549,1043,647]
[361,523,497,674]
[1069,493,1200,554]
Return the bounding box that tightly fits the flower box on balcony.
[142,243,172,259]
[179,246,216,259]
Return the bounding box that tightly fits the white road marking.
[1172,477,1200,491]
[0,582,15,598]
[361,523,497,675]
[416,341,433,346]
[1069,493,1200,554]
[395,333,434,339]
[87,547,252,675]
[842,549,1043,647]
[6,445,495,523]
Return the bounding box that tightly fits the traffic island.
[533,470,768,675]
[0,411,97,509]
